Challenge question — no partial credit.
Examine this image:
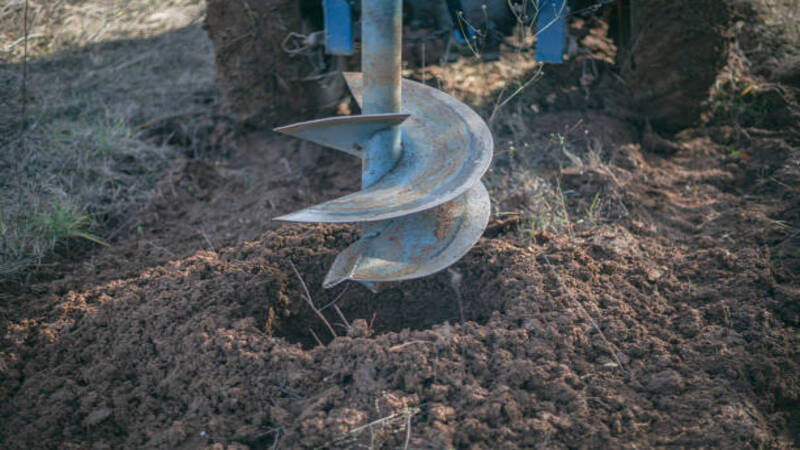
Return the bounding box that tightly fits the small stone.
[647,370,684,394]
[428,403,455,422]
[348,319,372,338]
[84,408,112,426]
[645,267,663,282]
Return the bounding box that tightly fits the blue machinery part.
[275,0,493,291]
[322,0,354,55]
[320,1,566,63]
[452,27,475,45]
[535,0,567,63]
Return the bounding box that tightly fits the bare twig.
[20,0,30,147]
[369,426,375,449]
[388,340,433,352]
[197,226,216,252]
[403,410,412,449]
[144,240,175,257]
[448,268,465,324]
[488,65,543,124]
[331,304,351,332]
[288,259,337,339]
[543,254,625,370]
[270,427,283,450]
[308,328,323,347]
[338,408,419,437]
[318,283,350,312]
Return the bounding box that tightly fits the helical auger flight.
[274,0,493,292]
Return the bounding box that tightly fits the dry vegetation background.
[2,0,797,278]
[0,0,211,275]
[0,0,565,278]
[0,0,205,60]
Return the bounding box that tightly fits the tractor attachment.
[275,0,493,291]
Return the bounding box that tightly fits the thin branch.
[308,328,323,347]
[448,268,465,324]
[332,304,351,332]
[20,0,30,148]
[318,284,350,312]
[340,408,417,436]
[488,65,543,124]
[270,427,283,450]
[388,340,433,352]
[197,226,216,252]
[288,259,337,339]
[403,410,412,449]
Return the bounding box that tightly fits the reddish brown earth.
[2,8,800,450]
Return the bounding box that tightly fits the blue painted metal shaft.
[360,0,403,189]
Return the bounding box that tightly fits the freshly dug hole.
[251,226,509,348]
[0,223,517,448]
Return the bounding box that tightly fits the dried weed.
[0,0,214,276]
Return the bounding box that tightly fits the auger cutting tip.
[321,182,490,287]
[272,211,317,223]
[342,72,363,108]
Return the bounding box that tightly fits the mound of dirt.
[620,0,732,132]
[2,128,799,447]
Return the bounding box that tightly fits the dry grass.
[750,0,800,79]
[756,0,800,42]
[403,42,571,236]
[708,0,800,127]
[0,0,212,276]
[484,140,571,233]
[1,0,205,62]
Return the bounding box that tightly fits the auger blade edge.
[322,181,490,290]
[274,73,493,223]
[273,113,410,158]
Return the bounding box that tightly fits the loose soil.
[2,7,799,450]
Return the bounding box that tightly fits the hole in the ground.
[262,246,506,349]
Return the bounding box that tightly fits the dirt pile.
[2,128,799,447]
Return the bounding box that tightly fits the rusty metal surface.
[274,113,410,158]
[273,0,492,288]
[360,0,402,116]
[323,181,490,289]
[274,73,493,223]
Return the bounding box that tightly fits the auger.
[274,0,493,292]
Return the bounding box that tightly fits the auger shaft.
[273,0,493,290]
[360,0,403,189]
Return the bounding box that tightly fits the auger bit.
[274,0,493,292]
